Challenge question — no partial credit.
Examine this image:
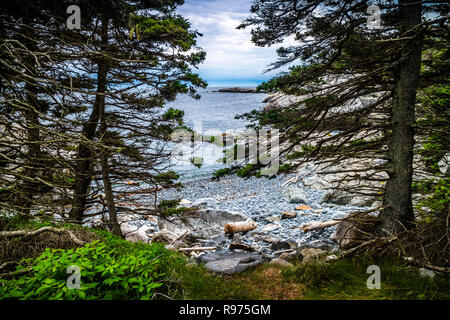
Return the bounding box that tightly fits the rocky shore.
[111,164,378,275]
[103,89,388,275]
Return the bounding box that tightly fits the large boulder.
[263,92,305,111]
[331,212,379,249]
[157,209,250,243]
[271,240,296,251]
[120,223,151,243]
[199,252,263,275]
[302,160,385,208]
[89,214,156,243]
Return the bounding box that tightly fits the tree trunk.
[380,0,423,235]
[99,153,122,237]
[99,105,122,237]
[70,17,109,222]
[19,21,40,218]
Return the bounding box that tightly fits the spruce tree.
[238,0,449,235]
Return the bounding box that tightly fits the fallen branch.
[281,176,298,187]
[338,235,398,259]
[0,261,18,272]
[404,257,450,274]
[302,220,340,232]
[0,268,30,279]
[224,220,257,234]
[169,230,189,245]
[178,246,217,252]
[273,249,295,255]
[0,227,86,246]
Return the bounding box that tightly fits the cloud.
[177,0,294,86]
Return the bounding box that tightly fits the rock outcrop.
[156,209,250,244]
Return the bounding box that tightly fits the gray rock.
[284,187,308,204]
[265,215,282,223]
[260,223,280,232]
[201,252,263,275]
[319,190,333,204]
[205,234,228,247]
[300,248,325,263]
[191,197,216,208]
[151,230,178,244]
[279,251,299,262]
[271,241,295,251]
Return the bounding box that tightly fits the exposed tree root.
[0,227,86,246]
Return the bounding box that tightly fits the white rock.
[120,223,151,243]
[265,215,282,223]
[419,268,435,279]
[261,223,280,232]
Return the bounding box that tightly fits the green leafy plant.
[0,232,182,300]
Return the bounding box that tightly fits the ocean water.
[165,87,269,180]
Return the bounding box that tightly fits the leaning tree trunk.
[70,17,109,222]
[380,0,423,235]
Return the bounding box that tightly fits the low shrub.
[0,231,185,300]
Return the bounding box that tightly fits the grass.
[179,263,303,300]
[180,257,449,300]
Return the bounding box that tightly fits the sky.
[176,0,292,87]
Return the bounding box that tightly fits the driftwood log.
[0,227,86,246]
[302,220,340,232]
[229,242,257,252]
[224,220,257,234]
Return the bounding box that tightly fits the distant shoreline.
[212,86,265,93]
